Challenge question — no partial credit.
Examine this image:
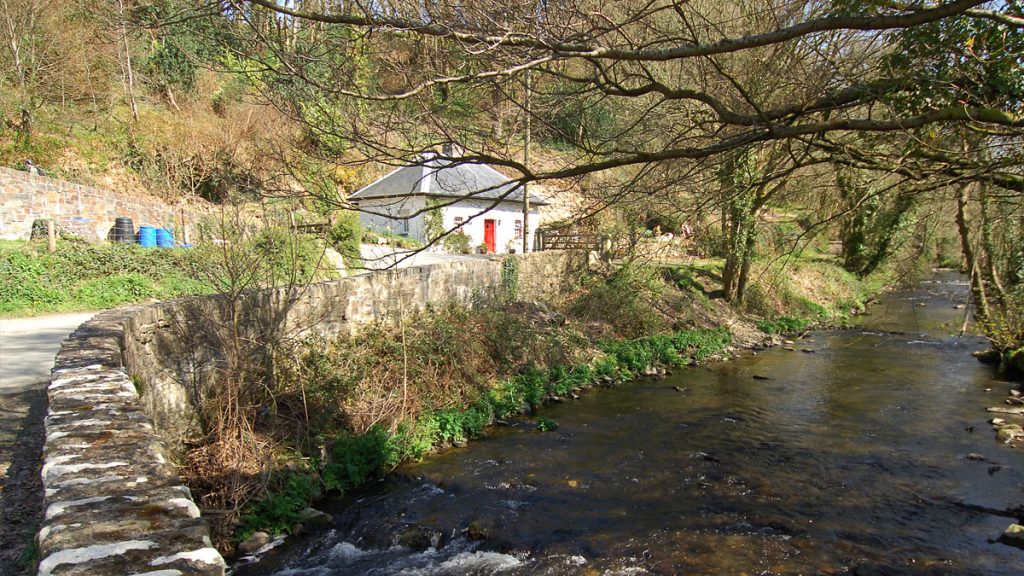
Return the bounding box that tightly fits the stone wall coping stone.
[38,309,226,576]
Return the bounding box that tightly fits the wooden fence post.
[47,219,56,253]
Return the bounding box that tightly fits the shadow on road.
[0,383,47,575]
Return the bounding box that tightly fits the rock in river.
[239,531,271,555]
[999,524,1024,549]
[299,507,334,529]
[995,424,1023,443]
[973,349,1002,364]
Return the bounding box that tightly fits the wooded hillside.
[2,0,1022,348]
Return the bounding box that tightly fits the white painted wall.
[441,198,541,254]
[355,196,541,254]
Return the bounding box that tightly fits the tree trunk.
[722,201,756,303]
[117,0,139,122]
[735,229,757,303]
[956,183,989,324]
[978,184,1006,305]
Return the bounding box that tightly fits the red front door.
[483,219,496,253]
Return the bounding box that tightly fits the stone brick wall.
[38,250,584,575]
[123,251,585,437]
[39,312,226,576]
[0,166,207,241]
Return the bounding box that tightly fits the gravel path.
[0,313,94,574]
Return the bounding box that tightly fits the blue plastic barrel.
[155,228,174,248]
[138,226,157,248]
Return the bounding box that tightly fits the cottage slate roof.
[349,156,548,205]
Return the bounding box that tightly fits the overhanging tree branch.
[242,0,986,62]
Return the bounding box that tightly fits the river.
[237,273,1024,575]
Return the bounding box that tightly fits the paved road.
[359,244,488,271]
[0,312,94,574]
[0,313,96,390]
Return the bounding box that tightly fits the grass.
[0,234,335,317]
[0,239,212,317]
[362,229,423,250]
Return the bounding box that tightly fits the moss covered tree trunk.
[956,182,990,324]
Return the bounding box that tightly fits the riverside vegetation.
[189,253,871,552]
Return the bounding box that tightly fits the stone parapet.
[38,311,225,576]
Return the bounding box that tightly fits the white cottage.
[348,154,546,254]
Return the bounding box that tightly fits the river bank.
[234,272,1024,576]
[193,257,874,557]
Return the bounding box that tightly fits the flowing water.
[238,273,1024,575]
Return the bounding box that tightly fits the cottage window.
[397,210,410,234]
[514,220,523,239]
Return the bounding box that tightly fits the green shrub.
[390,419,437,461]
[239,472,321,538]
[441,231,472,254]
[433,409,470,444]
[570,264,665,337]
[501,257,520,301]
[662,266,704,294]
[327,210,363,262]
[321,426,399,493]
[756,316,812,334]
[250,227,327,286]
[536,416,558,432]
[598,328,731,370]
[73,273,157,309]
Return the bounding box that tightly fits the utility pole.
[522,72,531,254]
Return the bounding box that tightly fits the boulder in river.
[466,518,497,541]
[397,525,440,550]
[995,424,1023,443]
[998,524,1024,549]
[972,349,1001,364]
[298,507,334,529]
[238,531,271,555]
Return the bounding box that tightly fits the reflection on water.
[238,273,1024,575]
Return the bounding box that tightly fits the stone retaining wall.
[39,312,226,576]
[0,167,207,241]
[123,252,584,437]
[38,251,583,575]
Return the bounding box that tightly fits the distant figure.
[24,159,45,176]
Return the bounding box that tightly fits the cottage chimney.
[441,143,464,157]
